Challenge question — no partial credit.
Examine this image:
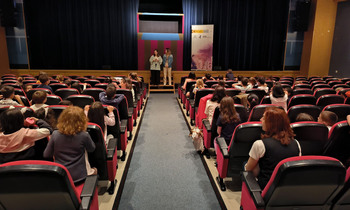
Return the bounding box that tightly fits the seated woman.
[205,86,226,125]
[245,107,301,189]
[182,72,196,90]
[0,109,52,164]
[270,83,288,112]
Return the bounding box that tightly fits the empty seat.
[66,95,95,108]
[323,104,350,121]
[332,167,350,210]
[287,104,321,123]
[288,94,316,109]
[291,122,329,155]
[248,105,283,122]
[85,79,100,87]
[292,88,313,96]
[48,105,68,120]
[205,80,218,88]
[215,122,263,191]
[260,95,271,104]
[2,83,21,89]
[0,160,99,210]
[46,95,62,105]
[241,156,346,210]
[82,88,105,102]
[55,88,80,99]
[116,89,136,129]
[49,83,68,92]
[316,94,344,108]
[324,121,350,167]
[87,123,117,195]
[293,84,311,89]
[328,81,344,87]
[94,83,108,90]
[312,84,331,91]
[225,88,241,97]
[333,84,350,90]
[314,88,336,99]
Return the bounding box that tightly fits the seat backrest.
[293,84,311,89]
[333,84,350,91]
[26,88,52,100]
[324,121,350,167]
[314,88,336,99]
[225,88,241,97]
[116,89,134,109]
[288,94,316,109]
[324,104,350,122]
[260,95,271,104]
[14,88,25,96]
[262,156,345,209]
[291,122,329,155]
[227,122,263,176]
[328,81,343,87]
[287,104,321,123]
[46,95,62,105]
[332,167,350,209]
[210,107,221,145]
[205,80,218,88]
[86,123,108,181]
[94,83,108,90]
[66,95,95,108]
[85,79,100,87]
[185,81,196,93]
[292,88,313,96]
[235,104,248,123]
[245,89,267,103]
[55,88,80,100]
[49,83,68,92]
[118,96,129,121]
[0,160,81,210]
[312,84,331,91]
[3,83,21,89]
[316,94,344,108]
[82,88,105,102]
[48,105,68,120]
[248,104,284,122]
[194,89,214,108]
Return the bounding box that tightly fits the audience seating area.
[178,75,350,209]
[0,73,148,209]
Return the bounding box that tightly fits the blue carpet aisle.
[118,93,221,209]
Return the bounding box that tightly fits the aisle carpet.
[118,93,220,209]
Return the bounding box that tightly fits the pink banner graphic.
[191,25,214,71]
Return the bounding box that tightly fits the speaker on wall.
[290,0,311,32]
[0,0,16,27]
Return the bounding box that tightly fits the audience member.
[37,74,53,92]
[99,85,124,109]
[283,86,293,105]
[245,107,301,189]
[318,111,338,130]
[295,113,315,122]
[182,72,196,90]
[205,86,226,124]
[44,106,97,183]
[24,84,33,93]
[202,73,214,83]
[63,79,72,88]
[187,79,204,98]
[85,102,115,144]
[0,109,51,163]
[225,69,234,81]
[0,86,24,107]
[248,77,258,89]
[257,76,269,93]
[232,77,250,93]
[120,77,135,102]
[56,75,65,83]
[71,82,83,94]
[217,96,241,145]
[30,91,49,114]
[270,84,288,112]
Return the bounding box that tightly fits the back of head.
[125,78,133,90]
[0,109,24,134]
[227,69,233,74]
[106,86,116,99]
[205,73,211,80]
[218,80,225,87]
[56,75,64,82]
[63,79,72,87]
[249,77,257,85]
[196,79,204,88]
[32,91,47,104]
[295,113,315,122]
[217,75,224,80]
[319,111,338,127]
[57,106,87,136]
[211,86,226,103]
[71,82,82,93]
[241,78,249,86]
[38,74,49,84]
[220,96,239,124]
[272,84,285,98]
[188,72,196,79]
[247,93,259,109]
[0,86,15,99]
[261,107,294,145]
[88,102,105,132]
[237,75,243,82]
[257,76,266,85]
[284,86,292,96]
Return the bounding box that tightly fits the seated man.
[37,74,53,92]
[99,85,124,109]
[0,86,24,107]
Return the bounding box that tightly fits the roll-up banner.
[191,25,214,70]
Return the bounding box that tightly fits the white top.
[205,100,219,125]
[30,104,49,116]
[270,93,288,112]
[249,139,302,161]
[258,86,269,93]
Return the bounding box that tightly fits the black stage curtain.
[24,0,138,70]
[183,0,290,70]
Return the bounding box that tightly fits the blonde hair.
[57,106,88,136]
[196,79,204,88]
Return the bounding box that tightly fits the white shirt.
[204,100,219,125]
[270,93,288,112]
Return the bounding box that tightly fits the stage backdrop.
[191,25,214,70]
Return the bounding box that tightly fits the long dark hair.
[220,96,240,124]
[0,109,24,134]
[188,72,196,80]
[153,49,160,57]
[211,86,226,103]
[87,102,106,132]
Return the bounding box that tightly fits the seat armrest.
[202,119,211,132]
[120,119,127,133]
[189,99,195,108]
[216,137,229,158]
[127,107,133,117]
[242,171,265,208]
[106,138,117,159]
[80,175,98,210]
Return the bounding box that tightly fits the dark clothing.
[37,84,53,92]
[99,92,124,109]
[226,72,235,80]
[44,131,96,183]
[216,115,240,145]
[151,70,160,85]
[258,137,300,189]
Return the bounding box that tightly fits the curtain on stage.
[182,0,290,70]
[24,0,138,70]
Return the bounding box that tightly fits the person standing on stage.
[149,49,162,85]
[162,48,173,85]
